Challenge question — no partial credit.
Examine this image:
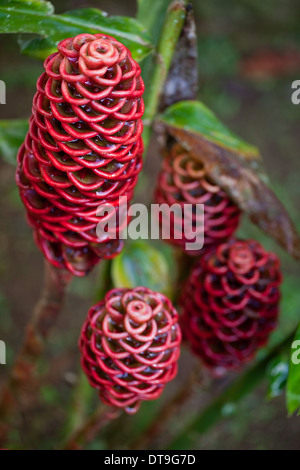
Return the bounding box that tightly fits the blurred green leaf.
[18,36,56,60]
[41,385,61,405]
[198,37,239,80]
[154,242,178,290]
[168,330,295,450]
[112,240,173,297]
[286,323,300,415]
[1,0,55,15]
[266,356,289,399]
[0,119,28,164]
[0,1,153,62]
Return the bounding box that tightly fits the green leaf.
[0,0,54,15]
[0,119,28,164]
[112,240,173,297]
[286,323,300,415]
[266,356,289,399]
[0,1,153,62]
[18,36,56,60]
[159,100,300,261]
[159,100,259,157]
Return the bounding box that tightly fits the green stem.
[62,406,121,450]
[63,370,93,439]
[129,368,198,450]
[142,1,186,152]
[167,330,296,450]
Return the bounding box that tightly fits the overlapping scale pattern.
[181,239,281,372]
[154,144,240,255]
[16,33,144,275]
[79,287,181,413]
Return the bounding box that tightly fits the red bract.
[181,239,281,373]
[79,287,181,413]
[154,144,240,255]
[16,33,144,276]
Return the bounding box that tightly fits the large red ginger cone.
[154,144,240,255]
[79,287,181,413]
[181,239,281,373]
[16,33,144,276]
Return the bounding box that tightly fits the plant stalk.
[0,260,72,445]
[62,405,121,450]
[142,0,187,152]
[129,369,198,450]
[167,330,296,449]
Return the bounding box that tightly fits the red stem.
[0,260,72,446]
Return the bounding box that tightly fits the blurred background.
[0,0,300,449]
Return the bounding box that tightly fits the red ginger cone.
[181,239,281,373]
[154,144,240,254]
[16,33,144,276]
[79,287,182,413]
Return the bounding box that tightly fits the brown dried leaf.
[159,101,300,260]
[161,4,198,108]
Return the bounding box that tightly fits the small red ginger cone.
[154,144,240,254]
[79,287,182,413]
[181,239,281,373]
[16,33,144,276]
